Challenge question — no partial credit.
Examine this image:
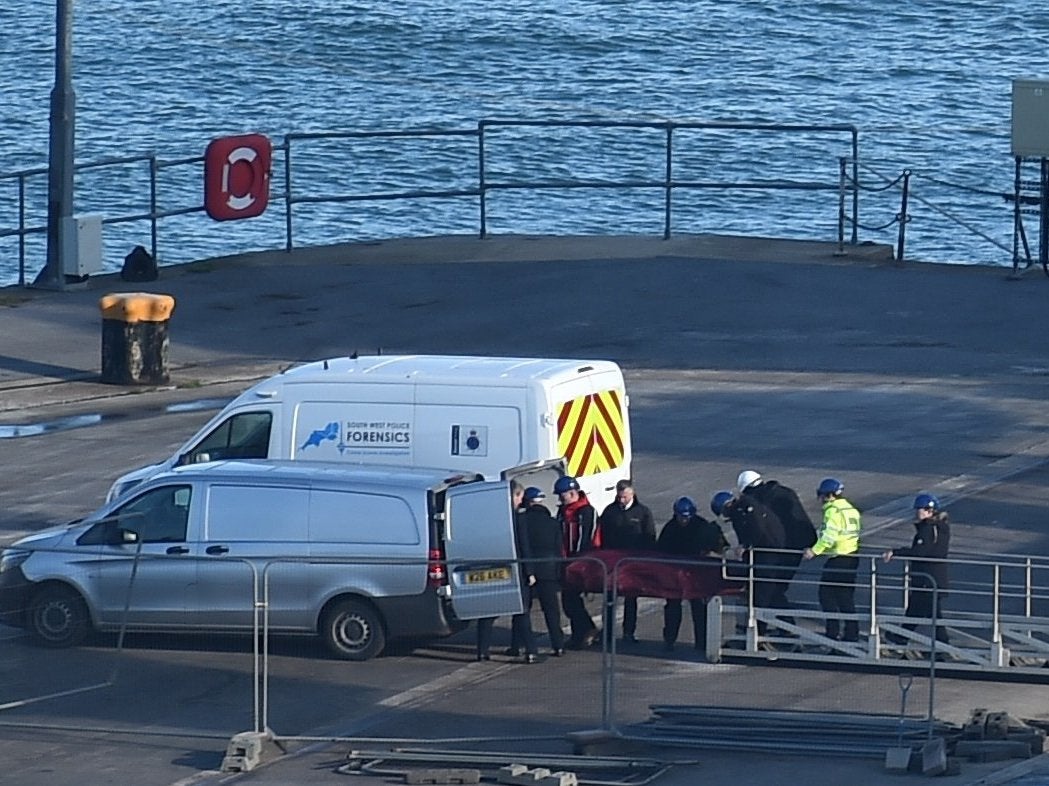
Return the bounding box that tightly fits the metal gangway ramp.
[699,549,1049,675]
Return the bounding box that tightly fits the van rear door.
[443,481,523,620]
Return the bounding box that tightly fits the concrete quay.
[4,232,1049,786]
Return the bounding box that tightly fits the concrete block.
[220,730,285,773]
[564,727,624,756]
[884,746,912,773]
[497,764,577,786]
[921,737,947,776]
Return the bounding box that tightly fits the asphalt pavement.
[5,232,1049,786]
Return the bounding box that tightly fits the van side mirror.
[194,452,211,464]
[117,528,140,545]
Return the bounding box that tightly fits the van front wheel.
[322,599,385,661]
[28,585,90,648]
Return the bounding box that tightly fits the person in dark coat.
[598,478,656,644]
[711,490,787,637]
[516,486,567,656]
[738,469,817,617]
[556,475,601,648]
[658,496,729,653]
[883,493,951,646]
[476,482,538,662]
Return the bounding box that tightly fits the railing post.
[1013,156,1022,274]
[837,157,846,256]
[991,564,1010,667]
[663,124,672,240]
[851,129,859,244]
[601,558,613,730]
[992,563,1001,644]
[1025,558,1033,619]
[895,169,910,266]
[149,155,158,263]
[478,122,487,239]
[17,173,26,287]
[746,549,757,650]
[1042,157,1049,272]
[868,557,879,656]
[283,137,293,252]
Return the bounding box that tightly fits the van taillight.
[427,548,447,587]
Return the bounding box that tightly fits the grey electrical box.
[1012,79,1049,157]
[60,214,103,277]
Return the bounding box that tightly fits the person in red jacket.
[556,475,600,648]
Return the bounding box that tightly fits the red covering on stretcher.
[563,549,744,601]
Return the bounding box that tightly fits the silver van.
[0,460,555,659]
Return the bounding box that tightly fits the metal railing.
[1,118,861,287]
[5,543,1049,769]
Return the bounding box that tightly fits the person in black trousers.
[883,493,951,647]
[556,475,601,648]
[476,482,538,663]
[516,486,567,656]
[738,470,817,619]
[658,496,729,653]
[711,490,787,639]
[599,478,656,644]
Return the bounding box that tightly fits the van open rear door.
[443,481,524,620]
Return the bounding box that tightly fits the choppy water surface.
[2,1,1048,283]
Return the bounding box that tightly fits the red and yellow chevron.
[556,389,626,478]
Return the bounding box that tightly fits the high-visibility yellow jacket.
[812,497,861,556]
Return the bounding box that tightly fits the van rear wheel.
[322,599,385,661]
[28,585,90,648]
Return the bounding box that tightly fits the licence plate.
[466,567,511,583]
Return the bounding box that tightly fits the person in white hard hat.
[737,469,817,622]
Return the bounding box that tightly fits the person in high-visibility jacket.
[802,477,862,643]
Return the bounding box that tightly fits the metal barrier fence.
[0,118,860,286]
[4,543,1049,765]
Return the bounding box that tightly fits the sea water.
[1,1,1048,284]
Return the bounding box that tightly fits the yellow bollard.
[98,292,176,385]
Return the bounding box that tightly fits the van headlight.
[0,549,30,574]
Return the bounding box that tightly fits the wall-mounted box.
[60,214,103,277]
[1012,79,1049,158]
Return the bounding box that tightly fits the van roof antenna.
[323,359,329,370]
[349,351,358,360]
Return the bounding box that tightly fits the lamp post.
[35,0,76,289]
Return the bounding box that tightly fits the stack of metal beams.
[625,705,959,758]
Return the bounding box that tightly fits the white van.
[108,355,632,510]
[1,460,556,660]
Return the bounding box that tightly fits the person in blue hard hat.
[803,477,862,644]
[883,493,951,647]
[658,496,729,653]
[555,475,601,648]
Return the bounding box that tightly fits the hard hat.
[553,476,580,495]
[710,491,734,516]
[523,486,546,502]
[737,470,762,493]
[913,493,940,511]
[673,496,697,517]
[817,477,844,497]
